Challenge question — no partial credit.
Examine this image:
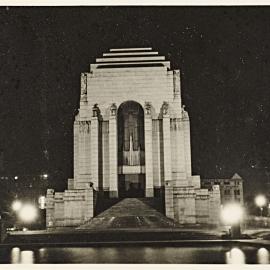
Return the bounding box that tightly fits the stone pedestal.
[45,186,94,228]
[173,187,196,224]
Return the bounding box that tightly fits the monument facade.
[46,47,221,227]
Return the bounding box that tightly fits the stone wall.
[209,185,221,225]
[195,189,209,224]
[86,67,174,118]
[165,183,221,225]
[170,119,188,186]
[46,186,94,228]
[173,186,196,224]
[165,181,174,220]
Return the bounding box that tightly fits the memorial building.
[46,48,221,227]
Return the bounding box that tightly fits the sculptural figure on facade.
[81,73,87,95]
[145,102,152,115]
[161,101,169,115]
[92,104,100,117]
[110,103,117,116]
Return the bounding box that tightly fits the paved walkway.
[79,198,176,229]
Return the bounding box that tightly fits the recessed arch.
[117,100,145,198]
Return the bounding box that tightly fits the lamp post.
[221,203,244,238]
[255,195,266,217]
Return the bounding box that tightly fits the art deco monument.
[46,48,221,227]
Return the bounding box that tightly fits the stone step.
[78,198,176,229]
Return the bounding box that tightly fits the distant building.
[201,173,244,205]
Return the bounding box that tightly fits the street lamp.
[18,204,38,223]
[255,195,267,217]
[221,203,244,238]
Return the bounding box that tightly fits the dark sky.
[0,7,270,195]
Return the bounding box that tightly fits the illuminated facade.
[46,48,221,227]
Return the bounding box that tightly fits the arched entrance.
[117,101,145,198]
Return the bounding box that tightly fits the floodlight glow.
[14,176,18,180]
[12,200,22,212]
[43,174,48,179]
[221,203,243,225]
[255,195,267,208]
[18,204,38,223]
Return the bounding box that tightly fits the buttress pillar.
[109,104,118,198]
[144,102,154,197]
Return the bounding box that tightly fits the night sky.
[1,7,270,196]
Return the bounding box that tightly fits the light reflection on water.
[6,245,270,264]
[20,250,34,264]
[11,248,34,264]
[11,247,20,264]
[257,248,270,264]
[225,247,245,264]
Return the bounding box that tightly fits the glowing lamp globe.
[18,204,38,223]
[255,195,267,208]
[221,203,243,225]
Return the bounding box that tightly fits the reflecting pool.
[0,245,269,264]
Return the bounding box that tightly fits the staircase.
[79,198,175,230]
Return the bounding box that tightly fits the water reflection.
[11,247,20,264]
[21,250,34,264]
[257,248,270,264]
[6,245,270,264]
[11,248,34,264]
[225,247,245,264]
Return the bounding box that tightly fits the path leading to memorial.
[79,198,176,229]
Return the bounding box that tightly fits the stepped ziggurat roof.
[90,48,171,70]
